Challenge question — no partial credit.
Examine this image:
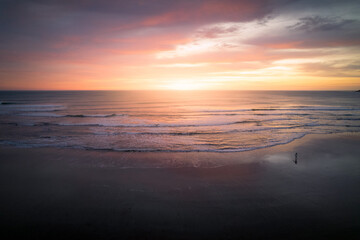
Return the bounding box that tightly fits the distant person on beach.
[294,153,298,164]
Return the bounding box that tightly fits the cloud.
[0,0,274,61]
[0,0,360,89]
[244,15,360,49]
[288,16,357,32]
[195,25,239,39]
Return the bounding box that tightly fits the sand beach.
[1,133,359,239]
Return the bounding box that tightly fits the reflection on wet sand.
[0,133,359,239]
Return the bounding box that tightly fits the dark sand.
[0,133,360,239]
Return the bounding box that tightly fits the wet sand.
[0,133,360,239]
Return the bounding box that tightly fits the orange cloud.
[1,0,360,90]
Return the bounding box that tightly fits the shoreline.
[1,132,359,169]
[1,132,360,239]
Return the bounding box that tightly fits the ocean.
[1,91,359,153]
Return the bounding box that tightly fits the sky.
[0,0,360,90]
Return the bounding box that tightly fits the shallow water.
[0,91,359,152]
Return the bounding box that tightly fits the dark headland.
[0,133,360,240]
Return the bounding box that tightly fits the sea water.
[0,91,359,152]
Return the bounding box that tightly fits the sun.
[163,80,202,90]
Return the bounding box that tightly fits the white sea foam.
[50,118,286,128]
[1,91,360,157]
[0,133,307,153]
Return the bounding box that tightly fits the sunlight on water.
[0,91,359,152]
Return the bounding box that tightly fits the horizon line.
[0,89,359,92]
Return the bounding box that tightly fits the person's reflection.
[294,153,298,164]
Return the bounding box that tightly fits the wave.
[19,109,63,112]
[32,119,279,128]
[17,113,126,118]
[57,121,360,129]
[1,104,65,112]
[3,104,63,108]
[94,130,225,136]
[254,113,311,116]
[3,120,360,130]
[0,101,21,105]
[202,107,360,113]
[67,124,360,137]
[302,123,360,127]
[17,113,64,117]
[65,113,124,118]
[2,120,360,133]
[92,125,309,136]
[0,133,307,153]
[336,117,360,121]
[14,112,310,118]
[10,111,360,119]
